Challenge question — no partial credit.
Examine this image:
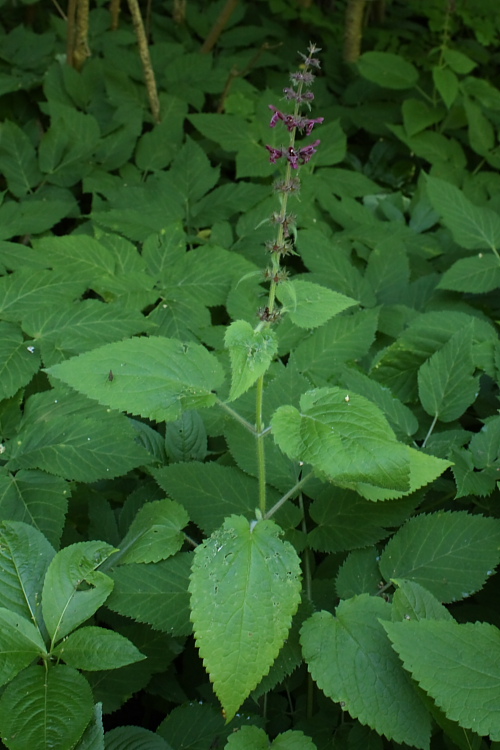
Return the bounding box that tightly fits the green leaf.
[312,120,346,167]
[335,548,383,599]
[0,269,87,323]
[117,499,189,564]
[0,120,42,198]
[168,136,219,205]
[0,470,70,547]
[52,626,144,671]
[189,515,302,721]
[276,279,357,329]
[426,175,500,252]
[438,253,500,292]
[308,485,419,553]
[300,597,431,749]
[271,387,411,491]
[42,541,116,643]
[0,194,76,241]
[357,52,419,90]
[76,702,104,750]
[0,608,47,687]
[391,579,453,622]
[107,553,193,636]
[0,665,94,750]
[46,336,224,422]
[6,411,152,482]
[451,448,498,499]
[226,727,317,750]
[153,463,262,535]
[105,726,172,749]
[402,99,444,137]
[164,411,207,463]
[157,702,226,750]
[225,321,278,402]
[383,619,500,741]
[433,67,459,108]
[38,104,100,186]
[292,309,379,383]
[379,511,500,602]
[0,521,55,632]
[418,326,478,422]
[443,49,476,74]
[0,321,40,399]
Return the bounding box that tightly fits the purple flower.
[283,88,315,104]
[266,141,321,169]
[289,71,316,87]
[268,105,323,136]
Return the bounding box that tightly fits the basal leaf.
[189,515,302,721]
[225,726,269,750]
[42,541,116,643]
[38,104,100,187]
[107,552,193,636]
[0,469,67,552]
[379,511,500,602]
[0,665,93,750]
[168,136,219,205]
[0,321,40,399]
[117,499,189,564]
[5,412,152,482]
[46,336,224,422]
[0,521,55,632]
[32,234,115,281]
[383,619,500,741]
[438,253,500,293]
[300,597,431,749]
[276,279,357,329]
[225,320,278,401]
[52,626,145,671]
[271,387,411,491]
[0,608,47,687]
[426,175,500,252]
[0,269,87,323]
[153,463,259,535]
[418,326,478,422]
[0,120,41,198]
[105,726,172,750]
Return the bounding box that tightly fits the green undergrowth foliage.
[1,0,500,749]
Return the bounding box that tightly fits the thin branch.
[200,0,239,54]
[127,0,161,123]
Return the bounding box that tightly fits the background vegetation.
[1,0,500,748]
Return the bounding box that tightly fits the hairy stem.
[265,472,313,520]
[217,400,257,433]
[256,375,266,515]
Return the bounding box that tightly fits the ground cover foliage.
[0,0,500,748]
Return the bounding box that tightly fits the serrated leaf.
[117,499,189,564]
[226,726,317,750]
[433,67,459,108]
[225,320,278,401]
[335,548,382,599]
[156,702,226,750]
[75,702,104,750]
[153,463,259,535]
[165,411,207,463]
[46,336,224,422]
[107,552,193,636]
[52,626,145,671]
[383,619,500,741]
[0,521,55,632]
[271,387,411,491]
[42,541,116,643]
[5,412,152,482]
[308,486,419,553]
[105,725,173,750]
[438,253,500,292]
[300,597,431,749]
[276,279,357,329]
[292,309,379,383]
[358,52,419,89]
[0,321,40,399]
[38,104,100,187]
[0,120,42,197]
[0,268,87,323]
[379,512,500,602]
[168,136,219,205]
[391,579,453,622]
[418,326,478,422]
[189,515,302,721]
[0,608,47,687]
[451,448,497,499]
[426,175,500,252]
[0,665,93,750]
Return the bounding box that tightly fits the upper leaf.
[52,626,145,671]
[300,597,431,749]
[225,320,278,402]
[276,279,357,329]
[383,619,500,741]
[379,511,500,602]
[271,387,411,492]
[42,541,116,644]
[189,515,302,721]
[0,608,47,687]
[45,336,224,422]
[117,499,189,565]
